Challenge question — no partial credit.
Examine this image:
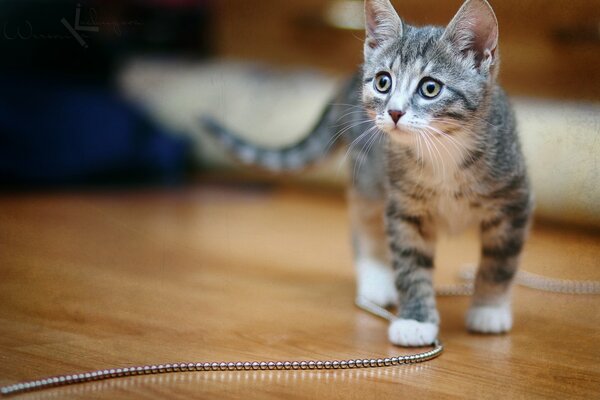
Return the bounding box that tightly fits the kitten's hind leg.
[355,258,398,308]
[467,199,532,334]
[348,189,398,308]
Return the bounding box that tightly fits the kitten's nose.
[388,110,405,125]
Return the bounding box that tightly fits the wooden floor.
[1,184,599,399]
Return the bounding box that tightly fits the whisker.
[434,114,496,128]
[414,130,426,182]
[431,118,465,129]
[426,125,476,167]
[427,125,470,152]
[332,117,372,129]
[425,127,460,171]
[335,109,368,123]
[418,128,437,178]
[423,129,446,180]
[325,119,373,153]
[354,132,376,177]
[430,117,485,133]
[354,128,382,180]
[337,125,378,175]
[330,103,364,109]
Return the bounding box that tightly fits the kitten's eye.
[419,78,443,99]
[374,72,392,94]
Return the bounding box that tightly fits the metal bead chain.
[435,266,600,296]
[0,341,443,397]
[515,270,600,294]
[2,268,597,397]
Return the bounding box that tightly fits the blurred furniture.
[213,0,600,102]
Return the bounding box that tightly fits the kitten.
[202,0,532,347]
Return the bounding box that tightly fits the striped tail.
[200,75,361,172]
[200,104,339,171]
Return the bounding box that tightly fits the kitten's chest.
[434,192,475,234]
[386,141,485,234]
[430,176,480,235]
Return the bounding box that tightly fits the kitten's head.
[362,0,499,144]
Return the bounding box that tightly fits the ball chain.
[2,267,597,396]
[0,341,443,396]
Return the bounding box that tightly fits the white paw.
[388,319,438,347]
[466,305,512,333]
[356,258,398,307]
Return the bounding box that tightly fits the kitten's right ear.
[364,0,403,56]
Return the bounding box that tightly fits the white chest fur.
[434,190,476,235]
[417,129,480,235]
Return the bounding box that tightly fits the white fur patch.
[388,319,438,347]
[356,258,398,307]
[436,191,475,234]
[466,305,512,333]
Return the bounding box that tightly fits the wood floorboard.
[0,185,598,399]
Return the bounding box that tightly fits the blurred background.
[1,0,599,227]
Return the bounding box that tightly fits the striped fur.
[203,0,532,346]
[201,76,361,171]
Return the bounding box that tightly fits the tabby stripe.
[398,214,422,228]
[482,264,518,284]
[394,266,413,284]
[510,213,530,229]
[482,211,530,232]
[399,300,436,323]
[391,181,435,201]
[460,149,485,169]
[420,38,435,58]
[502,196,531,217]
[487,175,526,199]
[405,191,427,201]
[482,238,524,259]
[446,86,477,111]
[387,202,424,227]
[481,216,503,232]
[395,276,435,301]
[394,246,434,268]
[437,111,467,121]
[399,277,433,293]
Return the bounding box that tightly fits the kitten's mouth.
[389,125,414,135]
[384,126,422,144]
[384,127,414,144]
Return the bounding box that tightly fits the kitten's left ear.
[443,0,498,67]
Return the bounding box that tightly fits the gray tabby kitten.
[203,0,532,347]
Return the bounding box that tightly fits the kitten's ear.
[364,0,403,55]
[443,0,498,67]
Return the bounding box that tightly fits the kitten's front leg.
[468,196,532,333]
[386,200,439,347]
